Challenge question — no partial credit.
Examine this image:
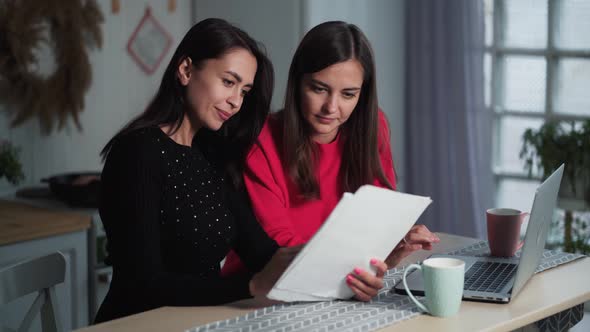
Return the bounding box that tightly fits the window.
[484,0,590,214]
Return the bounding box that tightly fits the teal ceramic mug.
[402,257,465,317]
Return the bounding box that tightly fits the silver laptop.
[394,164,564,303]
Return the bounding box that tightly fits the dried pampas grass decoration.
[0,0,103,133]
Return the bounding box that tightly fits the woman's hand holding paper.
[385,225,440,269]
[249,245,303,297]
[347,258,388,301]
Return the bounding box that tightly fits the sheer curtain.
[404,0,493,238]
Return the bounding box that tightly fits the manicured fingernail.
[354,268,363,275]
[346,275,354,283]
[370,259,378,265]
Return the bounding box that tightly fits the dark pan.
[41,172,101,208]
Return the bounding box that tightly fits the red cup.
[486,208,529,257]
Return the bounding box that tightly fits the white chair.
[0,252,66,332]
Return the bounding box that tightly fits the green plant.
[520,119,590,254]
[546,213,590,255]
[520,120,590,203]
[569,215,590,255]
[0,140,24,185]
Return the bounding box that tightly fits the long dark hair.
[101,18,274,188]
[281,21,392,199]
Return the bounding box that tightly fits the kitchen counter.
[1,187,110,326]
[0,199,91,245]
[0,195,92,330]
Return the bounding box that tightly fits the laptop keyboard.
[464,261,517,293]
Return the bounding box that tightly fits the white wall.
[0,0,192,191]
[193,0,302,111]
[193,0,406,189]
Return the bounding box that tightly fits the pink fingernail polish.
[354,268,362,275]
[370,259,378,265]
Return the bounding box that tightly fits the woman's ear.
[177,57,192,86]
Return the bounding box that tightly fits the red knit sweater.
[221,111,396,276]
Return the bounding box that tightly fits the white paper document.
[267,185,432,302]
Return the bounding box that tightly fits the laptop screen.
[510,164,564,298]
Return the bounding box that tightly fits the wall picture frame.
[127,7,173,75]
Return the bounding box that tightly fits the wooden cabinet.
[0,200,90,331]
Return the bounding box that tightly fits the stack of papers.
[267,185,432,302]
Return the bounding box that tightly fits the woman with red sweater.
[222,21,439,300]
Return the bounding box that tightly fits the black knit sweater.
[94,127,278,323]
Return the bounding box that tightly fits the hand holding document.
[267,185,432,302]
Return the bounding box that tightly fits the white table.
[77,233,590,332]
